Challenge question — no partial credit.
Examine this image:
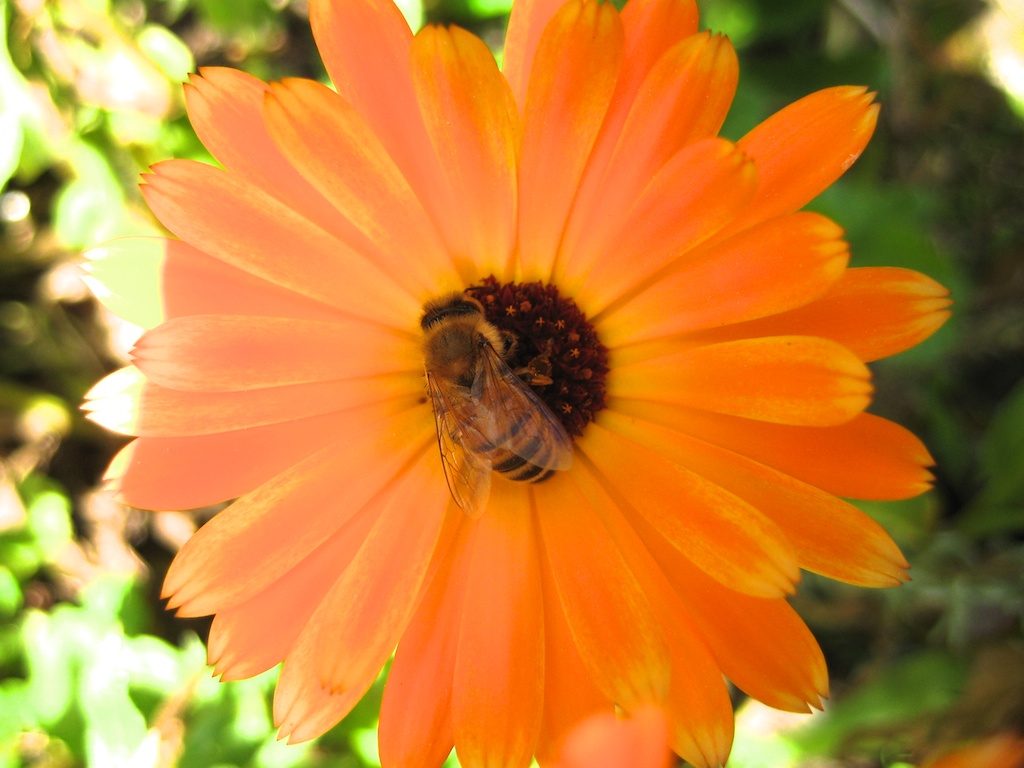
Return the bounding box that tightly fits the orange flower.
[549,707,672,768]
[82,0,951,765]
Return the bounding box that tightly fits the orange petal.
[595,212,848,346]
[452,483,545,768]
[731,86,879,232]
[536,472,670,707]
[609,336,872,427]
[581,470,734,767]
[502,0,569,109]
[107,408,410,510]
[309,1,435,177]
[313,452,451,694]
[692,266,952,362]
[557,34,738,293]
[161,406,433,616]
[411,26,519,279]
[536,556,609,763]
[553,708,672,768]
[576,0,701,199]
[141,160,419,326]
[183,68,345,237]
[657,613,734,767]
[308,0,469,263]
[579,421,799,599]
[82,238,345,329]
[616,402,934,501]
[263,79,459,298]
[640,523,828,713]
[308,0,413,137]
[516,0,623,281]
[552,0,698,283]
[273,651,367,744]
[606,410,910,586]
[206,491,381,680]
[378,515,469,768]
[563,133,754,312]
[273,630,379,744]
[83,366,423,437]
[619,0,698,76]
[131,315,418,392]
[507,0,692,116]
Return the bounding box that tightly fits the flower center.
[466,276,609,437]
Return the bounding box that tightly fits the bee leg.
[520,363,553,387]
[515,343,554,387]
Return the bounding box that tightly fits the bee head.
[420,293,484,331]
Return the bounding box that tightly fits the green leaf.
[20,609,76,727]
[793,651,967,756]
[0,682,35,755]
[230,677,273,743]
[0,108,21,192]
[52,141,124,249]
[80,632,150,768]
[464,0,510,19]
[117,580,153,635]
[122,634,184,694]
[856,494,939,549]
[701,0,761,48]
[25,487,73,560]
[960,380,1024,535]
[193,0,277,34]
[0,0,25,189]
[107,110,164,146]
[959,505,1024,537]
[137,25,195,82]
[0,539,41,581]
[978,380,1024,500]
[350,727,381,766]
[80,573,135,622]
[0,0,55,179]
[52,179,119,248]
[0,623,22,666]
[253,737,313,768]
[0,565,22,620]
[811,182,963,294]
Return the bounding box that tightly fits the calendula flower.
[550,707,672,768]
[82,0,951,764]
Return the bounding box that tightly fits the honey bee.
[421,293,573,516]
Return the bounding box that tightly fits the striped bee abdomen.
[491,450,555,483]
[484,418,556,483]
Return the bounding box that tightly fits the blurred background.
[1,0,1023,766]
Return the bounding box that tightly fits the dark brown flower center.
[466,276,609,438]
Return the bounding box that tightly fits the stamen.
[466,276,609,437]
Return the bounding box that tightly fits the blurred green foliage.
[0,476,394,768]
[2,0,1023,766]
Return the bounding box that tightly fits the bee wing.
[426,371,492,517]
[473,344,574,471]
